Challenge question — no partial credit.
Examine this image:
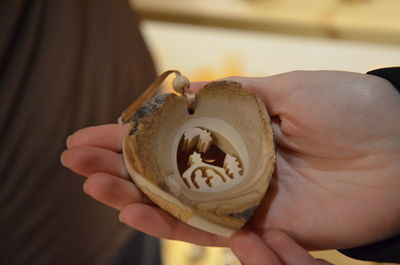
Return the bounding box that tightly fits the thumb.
[263,230,334,265]
[190,74,293,116]
[229,231,283,265]
[230,230,334,265]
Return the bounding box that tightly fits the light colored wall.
[141,21,400,82]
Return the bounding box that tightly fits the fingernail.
[118,212,126,224]
[60,150,68,168]
[66,135,72,148]
[82,179,90,195]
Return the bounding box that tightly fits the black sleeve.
[338,67,400,264]
[367,67,400,92]
[339,234,400,263]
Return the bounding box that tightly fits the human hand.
[61,70,400,250]
[230,230,332,265]
[221,71,400,250]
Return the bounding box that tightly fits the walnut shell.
[122,80,275,237]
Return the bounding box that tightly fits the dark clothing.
[340,233,400,264]
[0,1,159,265]
[110,231,162,265]
[339,67,400,264]
[368,67,400,91]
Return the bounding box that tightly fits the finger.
[61,146,129,179]
[229,231,282,265]
[190,73,298,116]
[263,230,333,265]
[83,172,150,210]
[67,124,129,152]
[119,203,228,247]
[190,81,210,92]
[314,259,333,265]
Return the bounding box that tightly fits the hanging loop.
[172,73,196,114]
[118,70,196,124]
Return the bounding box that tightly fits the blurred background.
[130,0,400,264]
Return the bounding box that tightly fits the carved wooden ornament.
[119,71,275,237]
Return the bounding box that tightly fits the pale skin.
[61,70,400,258]
[230,230,333,265]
